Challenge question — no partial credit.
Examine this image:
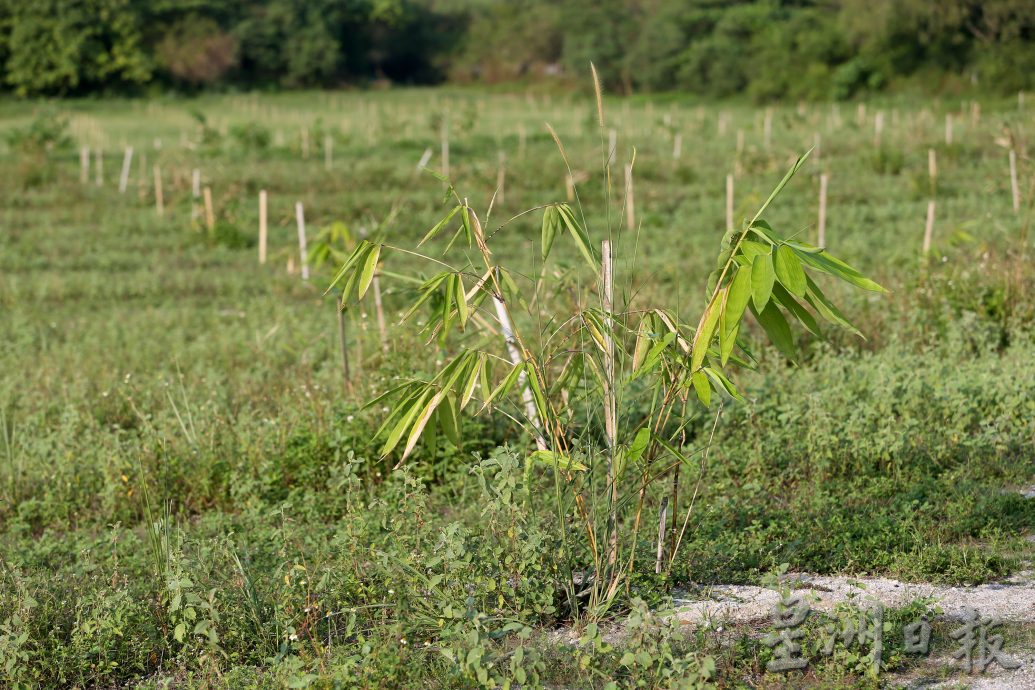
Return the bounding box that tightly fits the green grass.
[0,89,1033,687]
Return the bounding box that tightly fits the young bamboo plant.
[328,115,883,623]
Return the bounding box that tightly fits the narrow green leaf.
[752,302,796,360]
[774,245,806,297]
[797,250,885,292]
[528,450,587,472]
[418,206,460,247]
[357,243,381,299]
[691,371,711,406]
[556,204,598,271]
[772,284,821,336]
[751,252,776,311]
[691,294,721,371]
[541,206,559,262]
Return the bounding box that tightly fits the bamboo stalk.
[258,190,268,264]
[295,202,310,281]
[655,496,669,574]
[602,239,617,567]
[928,149,937,194]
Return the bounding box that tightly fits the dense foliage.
[0,0,1033,98]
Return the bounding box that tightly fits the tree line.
[0,0,1031,99]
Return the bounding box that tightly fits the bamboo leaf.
[751,252,776,311]
[774,244,806,297]
[418,205,461,247]
[691,291,722,371]
[691,370,712,406]
[797,250,886,293]
[358,243,381,299]
[557,204,598,271]
[528,450,587,472]
[752,302,796,360]
[541,206,559,262]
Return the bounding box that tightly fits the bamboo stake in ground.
[565,173,575,201]
[1009,149,1020,214]
[945,114,953,145]
[655,496,669,575]
[818,174,828,247]
[203,187,215,231]
[624,163,635,229]
[496,152,506,205]
[258,190,268,264]
[672,133,682,160]
[372,274,388,353]
[153,164,164,216]
[922,200,936,255]
[928,149,937,196]
[601,239,617,566]
[874,111,884,147]
[295,202,310,281]
[79,146,90,184]
[726,174,734,233]
[118,147,133,193]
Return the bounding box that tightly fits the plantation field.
[1,89,1035,688]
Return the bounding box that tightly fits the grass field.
[1,89,1034,688]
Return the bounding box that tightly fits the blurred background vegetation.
[0,0,1032,99]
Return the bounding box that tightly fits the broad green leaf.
[753,302,795,360]
[541,206,559,261]
[797,250,885,292]
[418,205,460,247]
[751,252,776,311]
[772,284,820,336]
[357,243,381,299]
[556,204,598,271]
[528,450,587,472]
[691,292,722,371]
[439,394,461,448]
[627,427,650,466]
[691,371,711,406]
[774,245,806,297]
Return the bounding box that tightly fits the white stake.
[601,239,617,566]
[295,202,310,280]
[416,147,432,171]
[928,149,937,190]
[874,111,884,147]
[118,147,133,193]
[79,146,90,184]
[818,174,828,247]
[726,174,734,233]
[922,200,935,255]
[945,114,953,145]
[673,133,682,160]
[258,190,268,264]
[1009,149,1020,214]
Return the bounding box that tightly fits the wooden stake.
[818,174,828,247]
[922,200,935,255]
[1010,149,1020,214]
[79,146,90,184]
[118,147,133,193]
[372,274,388,353]
[295,202,310,281]
[928,149,937,195]
[203,187,215,231]
[624,163,635,229]
[673,133,682,160]
[874,111,884,147]
[153,164,164,216]
[565,173,575,201]
[258,190,268,264]
[945,114,953,145]
[726,174,734,233]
